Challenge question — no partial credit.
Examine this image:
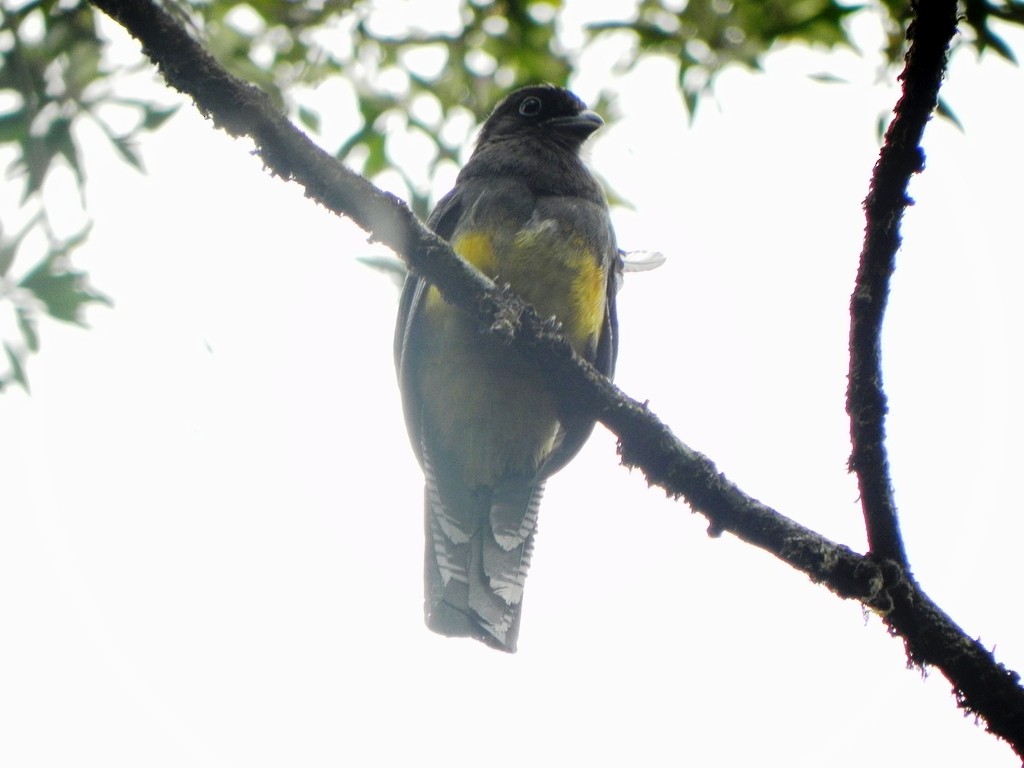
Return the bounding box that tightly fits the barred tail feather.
[423,478,543,653]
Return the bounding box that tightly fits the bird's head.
[477,85,604,151]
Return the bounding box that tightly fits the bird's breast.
[417,217,607,486]
[424,219,607,355]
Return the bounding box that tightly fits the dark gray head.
[476,85,604,150]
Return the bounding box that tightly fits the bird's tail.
[423,460,543,653]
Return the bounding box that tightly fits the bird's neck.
[464,139,604,202]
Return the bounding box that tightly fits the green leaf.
[65,39,104,98]
[20,135,54,202]
[298,105,321,133]
[936,97,964,132]
[0,109,28,144]
[0,211,43,277]
[110,134,144,171]
[808,72,849,84]
[18,231,111,326]
[0,244,13,278]
[362,129,388,178]
[981,28,1017,63]
[16,307,40,353]
[875,110,889,143]
[142,103,180,131]
[3,343,29,393]
[356,255,407,290]
[106,98,181,132]
[47,116,85,191]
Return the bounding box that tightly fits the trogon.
[394,84,621,652]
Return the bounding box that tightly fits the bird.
[394,84,621,652]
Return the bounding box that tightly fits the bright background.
[1,5,1022,766]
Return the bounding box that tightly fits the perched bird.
[394,85,621,652]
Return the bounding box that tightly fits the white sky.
[1,4,1022,766]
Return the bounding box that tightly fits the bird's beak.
[547,109,604,137]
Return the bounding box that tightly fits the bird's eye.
[518,96,542,116]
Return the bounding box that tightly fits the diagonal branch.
[847,0,958,568]
[89,0,1024,757]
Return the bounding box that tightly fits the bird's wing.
[394,184,468,467]
[535,203,621,481]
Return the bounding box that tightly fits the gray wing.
[394,185,466,467]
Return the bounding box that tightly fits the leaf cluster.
[0,216,109,391]
[591,0,1024,115]
[0,0,170,390]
